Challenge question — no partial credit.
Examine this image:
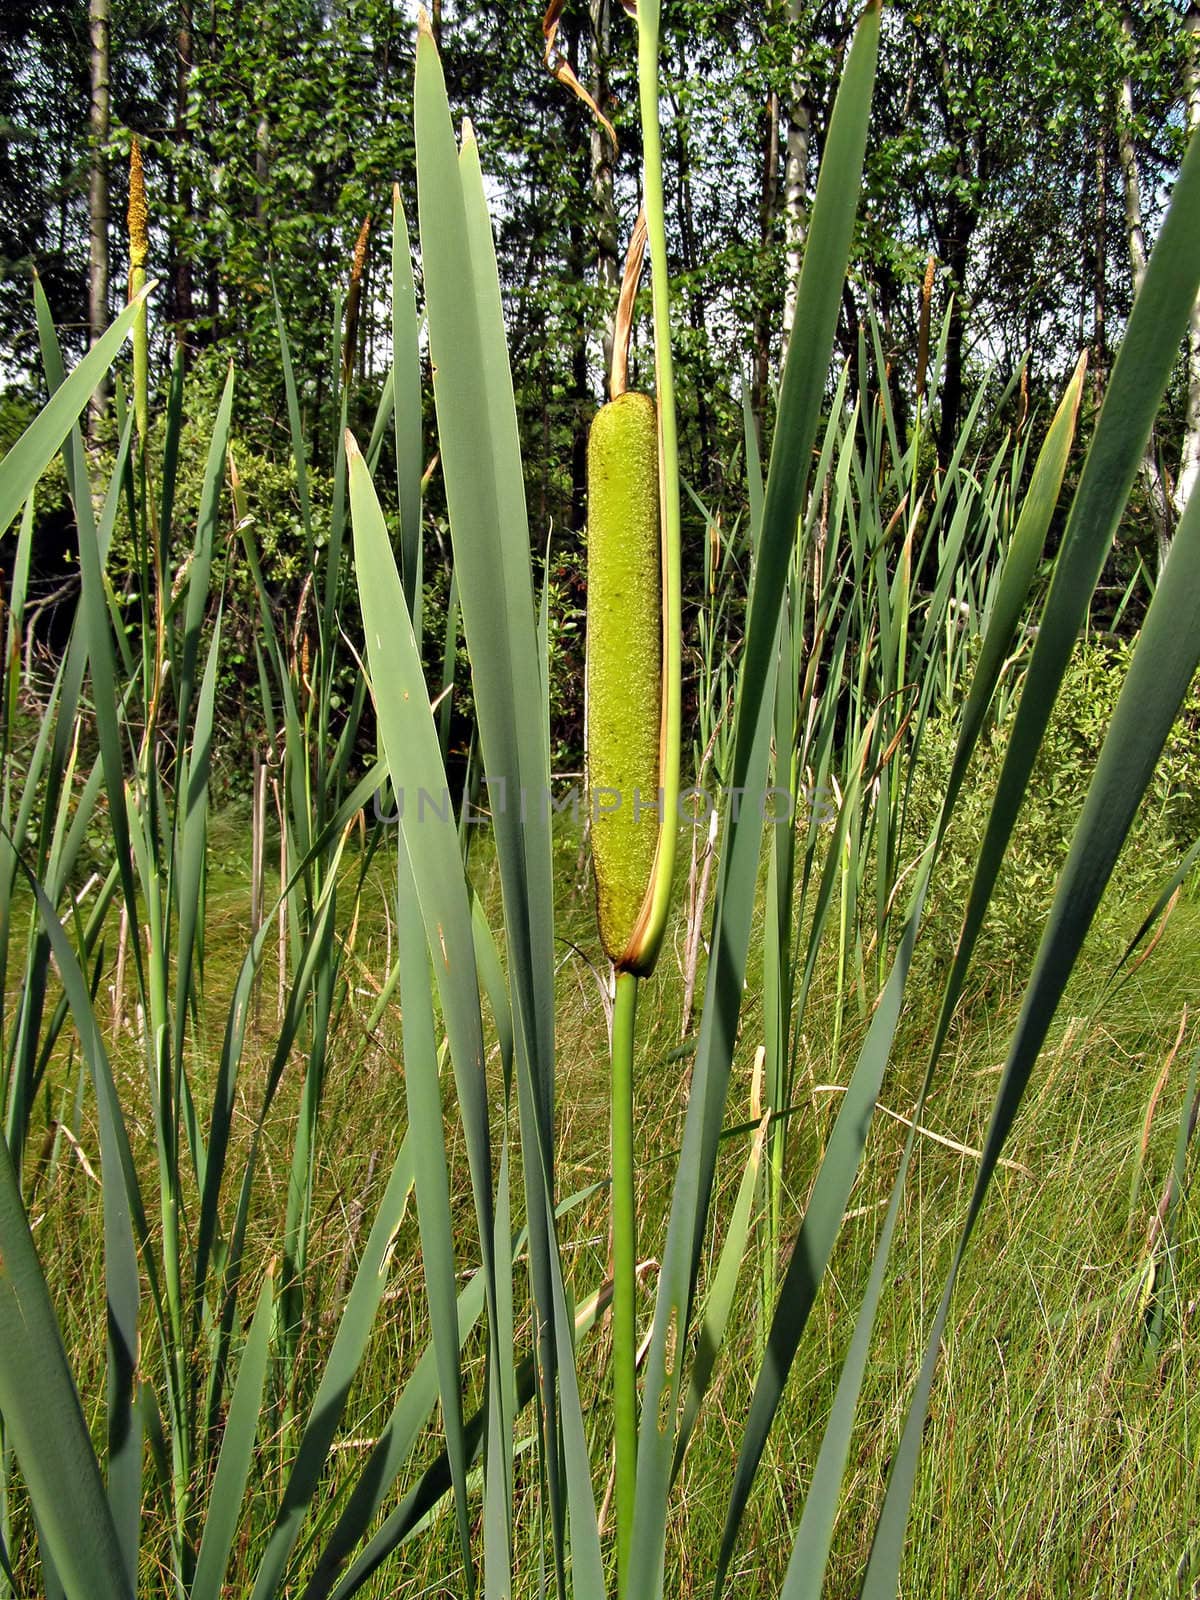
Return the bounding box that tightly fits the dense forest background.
[2,0,1198,759]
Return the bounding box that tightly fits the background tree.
[3,0,1197,595]
[87,0,110,431]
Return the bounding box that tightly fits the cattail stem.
[634,0,681,958]
[610,967,639,1595]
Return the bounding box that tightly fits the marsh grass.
[14,822,1197,1595]
[2,5,1200,1595]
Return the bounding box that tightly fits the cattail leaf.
[364,363,395,472]
[853,125,1200,1596]
[671,1114,770,1479]
[31,285,144,1000]
[326,1256,614,1600]
[204,878,340,1443]
[0,286,149,539]
[394,837,474,1574]
[304,1182,602,1600]
[1105,831,1200,991]
[415,29,556,1163]
[178,366,233,741]
[0,1129,130,1600]
[862,345,1200,1600]
[631,9,882,1593]
[741,377,764,553]
[172,613,222,1110]
[19,870,153,1598]
[764,354,1091,1600]
[193,761,385,1319]
[414,27,604,1594]
[392,187,424,623]
[349,431,504,1595]
[274,288,315,563]
[713,713,897,1599]
[190,1269,275,1600]
[302,1267,487,1600]
[158,343,186,550]
[924,125,1200,1084]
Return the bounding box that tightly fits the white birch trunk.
[589,0,619,387]
[1176,3,1200,523]
[88,0,111,433]
[781,0,812,357]
[1118,11,1173,571]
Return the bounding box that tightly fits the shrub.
[909,634,1200,987]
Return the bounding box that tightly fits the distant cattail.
[342,214,372,386]
[915,254,936,407]
[128,138,150,442]
[586,389,663,974]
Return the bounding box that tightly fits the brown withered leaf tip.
[543,0,618,150]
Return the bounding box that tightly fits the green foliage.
[911,636,1200,985]
[7,0,1195,563]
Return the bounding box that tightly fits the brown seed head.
[128,139,149,269]
[351,214,371,289]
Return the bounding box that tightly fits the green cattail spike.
[587,387,663,974]
[127,137,150,444]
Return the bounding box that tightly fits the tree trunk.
[559,9,590,533]
[1117,37,1149,292]
[781,0,813,358]
[255,112,270,223]
[172,0,194,355]
[88,0,111,434]
[935,187,973,468]
[1117,11,1173,570]
[1176,2,1200,525]
[589,0,619,391]
[751,84,780,427]
[1092,126,1108,403]
[570,216,589,533]
[673,106,714,489]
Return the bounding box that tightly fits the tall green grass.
[0,3,1198,1596]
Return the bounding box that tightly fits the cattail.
[586,387,663,975]
[127,138,150,443]
[915,253,936,408]
[342,213,372,386]
[127,143,148,268]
